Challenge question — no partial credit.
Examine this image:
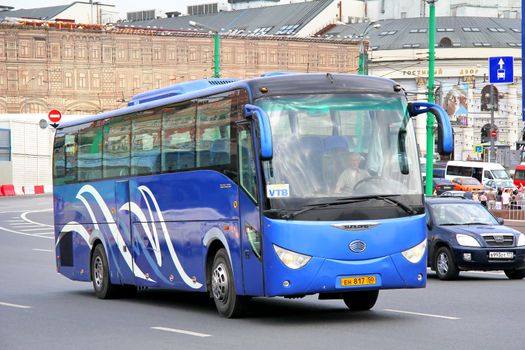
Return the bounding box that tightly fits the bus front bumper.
[264,252,426,297]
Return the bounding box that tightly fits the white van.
[445,161,511,184]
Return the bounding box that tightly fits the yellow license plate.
[341,275,377,287]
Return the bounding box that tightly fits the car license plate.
[443,186,453,190]
[488,251,514,259]
[340,275,377,287]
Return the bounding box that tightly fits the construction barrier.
[0,184,16,196]
[0,184,52,196]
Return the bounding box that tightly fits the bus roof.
[57,73,401,130]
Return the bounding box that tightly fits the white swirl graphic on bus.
[58,184,203,288]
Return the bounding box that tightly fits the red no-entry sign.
[491,130,497,138]
[48,109,62,123]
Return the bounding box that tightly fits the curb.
[0,184,52,196]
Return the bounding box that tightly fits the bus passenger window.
[78,125,102,181]
[132,113,161,176]
[162,104,196,172]
[103,116,131,178]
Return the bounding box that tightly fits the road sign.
[48,109,62,123]
[489,56,514,84]
[474,144,483,154]
[491,130,497,138]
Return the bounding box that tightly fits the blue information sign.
[489,56,514,84]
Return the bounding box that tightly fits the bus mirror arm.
[408,102,454,156]
[244,104,273,160]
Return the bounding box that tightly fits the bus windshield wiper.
[283,198,368,220]
[346,195,417,215]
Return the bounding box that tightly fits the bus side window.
[131,112,161,176]
[484,170,493,180]
[53,134,68,185]
[103,116,131,178]
[162,104,196,172]
[78,124,102,181]
[238,127,258,203]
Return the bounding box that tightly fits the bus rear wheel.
[211,248,248,318]
[91,244,123,299]
[342,290,379,311]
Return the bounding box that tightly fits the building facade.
[0,22,360,115]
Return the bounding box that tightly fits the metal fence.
[507,200,525,221]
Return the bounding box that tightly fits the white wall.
[0,114,55,187]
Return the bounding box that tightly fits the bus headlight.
[456,234,480,247]
[401,239,426,263]
[273,244,311,269]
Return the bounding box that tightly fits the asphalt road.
[1,195,524,350]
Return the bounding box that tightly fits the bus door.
[114,179,135,285]
[237,124,264,296]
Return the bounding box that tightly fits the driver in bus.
[335,152,369,193]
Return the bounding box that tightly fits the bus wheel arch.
[205,240,225,295]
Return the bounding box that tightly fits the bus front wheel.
[342,290,379,311]
[211,248,248,318]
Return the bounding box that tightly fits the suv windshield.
[430,202,498,225]
[256,93,423,219]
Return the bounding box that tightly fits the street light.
[189,20,220,78]
[347,21,381,75]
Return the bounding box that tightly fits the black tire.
[504,269,525,280]
[91,244,122,299]
[434,246,459,280]
[210,248,248,318]
[342,290,379,311]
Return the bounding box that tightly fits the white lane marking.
[383,309,460,320]
[0,226,54,240]
[0,301,32,309]
[32,248,53,253]
[20,209,53,228]
[151,327,211,338]
[11,224,39,227]
[19,227,53,232]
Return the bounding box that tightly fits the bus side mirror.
[244,104,273,160]
[408,102,454,155]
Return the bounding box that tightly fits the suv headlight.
[456,234,480,247]
[401,239,426,263]
[517,233,525,247]
[273,244,311,269]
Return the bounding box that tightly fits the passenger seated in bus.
[335,152,369,193]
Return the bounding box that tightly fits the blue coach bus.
[53,73,453,318]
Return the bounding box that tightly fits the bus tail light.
[401,239,426,263]
[273,244,311,269]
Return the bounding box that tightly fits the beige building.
[0,22,360,116]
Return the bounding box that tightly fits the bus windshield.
[257,93,422,214]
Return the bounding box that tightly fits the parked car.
[433,178,454,195]
[425,198,525,280]
[451,177,484,192]
[439,190,470,199]
[485,179,517,191]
